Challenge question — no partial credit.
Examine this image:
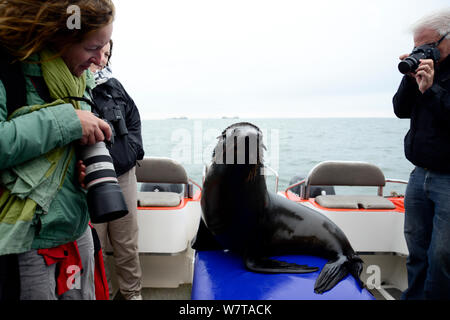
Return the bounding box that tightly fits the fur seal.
[193,122,364,294]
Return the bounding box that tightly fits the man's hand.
[75,110,112,145]
[399,54,435,93]
[399,53,410,61]
[414,59,435,94]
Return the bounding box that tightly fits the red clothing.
[37,228,109,300]
[93,247,109,300]
[38,242,82,296]
[89,222,109,300]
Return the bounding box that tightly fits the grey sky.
[111,0,449,119]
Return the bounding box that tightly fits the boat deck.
[106,252,405,301]
[368,287,402,300]
[112,285,402,301]
[113,285,192,300]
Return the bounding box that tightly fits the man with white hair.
[393,8,450,300]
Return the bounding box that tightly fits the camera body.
[100,103,128,141]
[398,43,441,74]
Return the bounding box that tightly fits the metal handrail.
[263,166,279,193]
[285,179,306,194]
[385,179,408,185]
[379,178,408,197]
[284,178,407,199]
[189,178,202,192]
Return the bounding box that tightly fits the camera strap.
[62,95,97,111]
[436,33,449,46]
[64,94,116,145]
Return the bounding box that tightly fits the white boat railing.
[263,165,279,193]
[377,179,408,198]
[285,178,408,199]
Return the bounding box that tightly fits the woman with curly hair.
[0,0,115,300]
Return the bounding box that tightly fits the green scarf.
[0,48,87,255]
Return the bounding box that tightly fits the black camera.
[80,141,128,223]
[398,44,441,74]
[398,33,449,74]
[99,101,128,143]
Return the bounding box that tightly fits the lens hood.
[87,183,128,223]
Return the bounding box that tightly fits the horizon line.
[141,116,400,120]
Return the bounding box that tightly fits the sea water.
[140,117,413,196]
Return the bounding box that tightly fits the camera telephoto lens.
[80,141,128,223]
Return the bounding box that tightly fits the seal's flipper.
[314,257,349,294]
[348,254,365,289]
[245,257,319,274]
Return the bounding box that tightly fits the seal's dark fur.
[193,122,364,294]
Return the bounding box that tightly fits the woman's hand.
[75,110,112,145]
[76,160,87,189]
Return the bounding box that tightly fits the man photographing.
[393,9,450,300]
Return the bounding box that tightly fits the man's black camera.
[398,32,448,75]
[398,43,441,74]
[87,93,128,144]
[100,101,128,142]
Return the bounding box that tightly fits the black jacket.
[91,77,144,176]
[393,57,450,172]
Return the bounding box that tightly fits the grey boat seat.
[136,157,188,208]
[315,195,395,210]
[304,161,395,210]
[137,192,182,207]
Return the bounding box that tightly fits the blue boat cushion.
[192,250,374,300]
